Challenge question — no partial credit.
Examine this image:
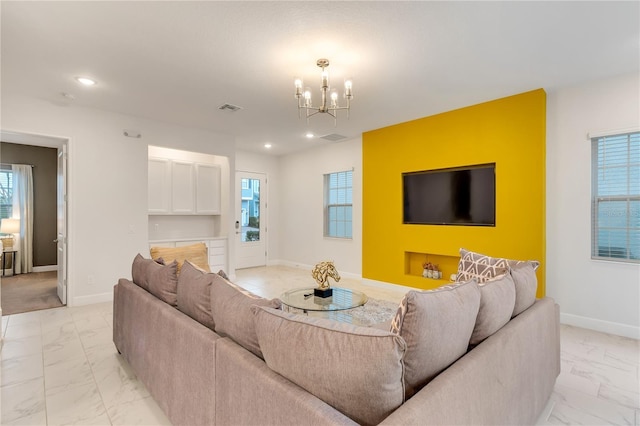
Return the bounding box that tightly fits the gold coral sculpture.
[312,261,341,290]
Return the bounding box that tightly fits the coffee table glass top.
[280,287,368,312]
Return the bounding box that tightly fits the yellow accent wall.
[363,89,546,297]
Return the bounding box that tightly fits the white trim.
[266,259,362,280]
[560,312,640,340]
[362,278,417,293]
[72,292,112,306]
[32,265,57,273]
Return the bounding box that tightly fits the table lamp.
[0,218,20,250]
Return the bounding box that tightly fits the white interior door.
[56,145,67,304]
[235,172,266,269]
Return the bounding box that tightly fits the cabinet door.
[148,158,171,213]
[171,161,195,214]
[208,239,227,272]
[195,164,221,214]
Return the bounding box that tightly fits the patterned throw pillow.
[455,248,540,283]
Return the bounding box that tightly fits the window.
[591,131,640,262]
[0,169,13,219]
[324,170,352,239]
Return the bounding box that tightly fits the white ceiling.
[2,1,638,156]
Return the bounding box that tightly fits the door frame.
[0,130,70,318]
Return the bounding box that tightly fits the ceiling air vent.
[320,133,347,142]
[218,103,243,112]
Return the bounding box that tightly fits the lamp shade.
[0,218,20,234]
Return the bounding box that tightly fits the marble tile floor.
[0,265,637,425]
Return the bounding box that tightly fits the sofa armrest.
[380,297,560,425]
[215,337,358,426]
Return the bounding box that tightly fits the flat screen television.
[402,163,496,226]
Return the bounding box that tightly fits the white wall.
[277,139,362,277]
[547,72,640,339]
[1,94,236,306]
[235,150,281,263]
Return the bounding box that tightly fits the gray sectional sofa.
[113,254,560,426]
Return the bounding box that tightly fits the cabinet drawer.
[209,246,225,256]
[208,239,226,248]
[210,254,225,265]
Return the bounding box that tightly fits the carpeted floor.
[1,271,64,315]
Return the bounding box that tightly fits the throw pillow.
[131,253,165,291]
[509,262,538,317]
[210,274,281,358]
[150,242,211,274]
[470,272,516,345]
[147,259,179,306]
[390,280,481,399]
[455,247,540,283]
[252,306,406,426]
[177,260,215,330]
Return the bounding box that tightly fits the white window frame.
[324,170,353,239]
[590,129,640,263]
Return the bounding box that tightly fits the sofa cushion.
[390,280,481,398]
[131,253,164,291]
[252,306,406,426]
[150,242,211,274]
[131,253,179,305]
[470,273,516,345]
[455,248,539,283]
[210,275,281,358]
[177,260,215,330]
[509,262,538,317]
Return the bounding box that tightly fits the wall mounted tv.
[402,163,496,226]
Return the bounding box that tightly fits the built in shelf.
[404,251,460,290]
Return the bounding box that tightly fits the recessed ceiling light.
[264,143,272,149]
[305,132,314,139]
[75,76,96,86]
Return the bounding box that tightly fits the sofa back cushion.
[390,280,480,398]
[470,273,516,345]
[210,275,280,358]
[150,242,211,274]
[131,253,179,305]
[510,262,538,317]
[455,248,540,318]
[253,306,406,426]
[177,260,216,330]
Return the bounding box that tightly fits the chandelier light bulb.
[294,78,303,98]
[344,79,353,99]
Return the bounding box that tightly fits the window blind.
[591,131,640,261]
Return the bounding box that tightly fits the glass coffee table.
[280,287,368,313]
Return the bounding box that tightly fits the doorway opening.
[0,130,68,317]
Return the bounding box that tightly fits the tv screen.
[403,163,496,226]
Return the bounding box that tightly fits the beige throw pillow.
[146,259,179,306]
[470,273,516,345]
[253,306,406,426]
[210,274,281,358]
[390,280,481,398]
[177,260,215,330]
[150,242,211,274]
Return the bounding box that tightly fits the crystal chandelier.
[294,59,353,124]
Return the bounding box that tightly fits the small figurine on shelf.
[422,261,442,279]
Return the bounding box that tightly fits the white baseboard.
[560,312,640,340]
[33,265,57,273]
[71,292,113,307]
[362,278,416,293]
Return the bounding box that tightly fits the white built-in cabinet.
[148,157,221,215]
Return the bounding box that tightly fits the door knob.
[53,239,59,243]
